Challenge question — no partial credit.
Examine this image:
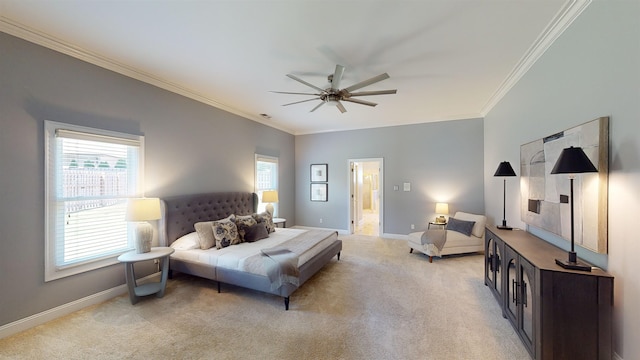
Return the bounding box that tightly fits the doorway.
[349,158,383,236]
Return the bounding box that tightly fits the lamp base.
[135,222,153,254]
[497,219,513,230]
[265,203,274,216]
[555,258,592,272]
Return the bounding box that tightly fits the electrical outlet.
[319,218,323,224]
[411,224,415,230]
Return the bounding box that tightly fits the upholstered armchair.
[407,211,486,262]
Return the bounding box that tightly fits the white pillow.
[170,232,201,250]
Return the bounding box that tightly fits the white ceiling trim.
[480,0,591,116]
[0,16,295,134]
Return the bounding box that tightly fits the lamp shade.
[494,161,516,177]
[550,146,598,174]
[125,198,161,222]
[262,190,279,203]
[435,202,449,215]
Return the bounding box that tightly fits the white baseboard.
[381,232,409,240]
[0,273,158,340]
[290,225,411,240]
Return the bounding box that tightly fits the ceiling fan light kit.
[273,65,397,113]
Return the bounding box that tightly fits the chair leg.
[429,256,433,263]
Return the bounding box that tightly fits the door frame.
[348,158,384,235]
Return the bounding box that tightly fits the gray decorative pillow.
[446,217,476,237]
[252,212,275,233]
[241,223,269,242]
[194,214,235,249]
[235,214,258,242]
[213,219,240,249]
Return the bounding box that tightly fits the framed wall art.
[520,117,609,253]
[311,183,328,202]
[310,163,328,182]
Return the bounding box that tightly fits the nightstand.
[428,221,447,229]
[117,247,174,304]
[273,217,287,228]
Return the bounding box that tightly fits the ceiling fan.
[272,65,397,113]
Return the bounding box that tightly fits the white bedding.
[170,228,337,276]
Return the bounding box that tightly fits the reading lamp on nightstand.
[551,146,597,272]
[494,161,517,230]
[262,190,279,216]
[125,198,161,254]
[434,202,449,224]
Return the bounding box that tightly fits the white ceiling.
[0,1,588,135]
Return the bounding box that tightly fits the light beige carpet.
[0,235,530,360]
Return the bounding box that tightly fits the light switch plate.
[403,182,411,191]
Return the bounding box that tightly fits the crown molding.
[0,16,295,135]
[1,0,590,135]
[480,0,592,116]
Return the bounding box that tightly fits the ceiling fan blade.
[348,89,397,97]
[343,73,390,92]
[271,91,321,96]
[330,64,345,90]
[286,74,325,92]
[310,101,325,112]
[282,98,321,106]
[342,98,378,107]
[336,101,347,113]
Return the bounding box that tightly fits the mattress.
[170,228,338,276]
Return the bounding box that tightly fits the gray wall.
[295,119,484,234]
[483,2,640,359]
[0,32,295,327]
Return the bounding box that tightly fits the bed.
[158,192,342,310]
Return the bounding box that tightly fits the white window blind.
[255,154,278,214]
[45,121,143,281]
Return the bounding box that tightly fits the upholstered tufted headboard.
[159,192,258,246]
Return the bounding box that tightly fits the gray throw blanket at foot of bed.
[261,247,300,290]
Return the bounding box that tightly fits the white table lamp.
[435,202,449,223]
[125,198,161,253]
[262,190,279,216]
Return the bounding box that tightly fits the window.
[45,121,143,281]
[255,154,278,215]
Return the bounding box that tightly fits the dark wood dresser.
[484,226,613,360]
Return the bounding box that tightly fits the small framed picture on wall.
[310,163,328,182]
[311,183,328,202]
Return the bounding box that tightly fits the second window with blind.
[255,154,278,216]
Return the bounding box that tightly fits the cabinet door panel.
[495,239,503,298]
[520,257,535,355]
[485,231,505,307]
[485,236,495,285]
[504,245,518,327]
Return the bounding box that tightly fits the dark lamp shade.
[550,146,598,174]
[494,161,516,177]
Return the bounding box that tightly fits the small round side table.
[117,247,174,304]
